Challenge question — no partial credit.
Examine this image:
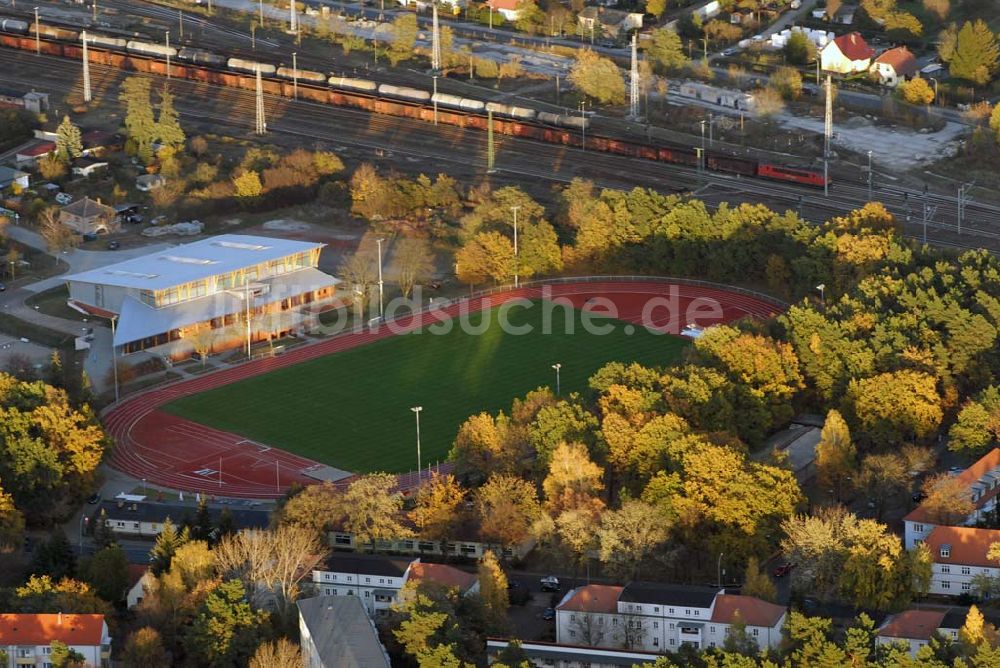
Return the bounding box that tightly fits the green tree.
[120,76,157,162]
[342,473,412,550]
[646,0,667,17]
[190,497,213,541]
[233,170,264,201]
[50,640,85,668]
[122,627,169,668]
[771,66,803,100]
[84,544,129,603]
[30,532,76,580]
[150,518,187,575]
[91,508,117,549]
[950,20,1000,85]
[389,14,418,65]
[54,116,83,163]
[784,31,816,66]
[741,555,777,602]
[155,85,185,148]
[477,550,509,632]
[949,387,1000,456]
[570,49,625,105]
[648,27,689,71]
[0,481,25,552]
[185,580,270,668]
[815,409,856,501]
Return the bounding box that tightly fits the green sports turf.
[162,302,688,473]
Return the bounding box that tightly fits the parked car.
[106,241,120,250]
[540,576,560,592]
[87,493,101,504]
[124,213,143,224]
[55,192,73,205]
[0,283,5,292]
[773,563,795,578]
[912,491,927,502]
[542,607,556,620]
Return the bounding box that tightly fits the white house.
[126,565,156,609]
[0,166,29,191]
[0,613,111,667]
[820,31,874,74]
[871,46,919,87]
[92,499,269,539]
[555,583,786,654]
[876,609,946,657]
[298,596,391,668]
[923,525,1000,597]
[311,554,479,616]
[904,448,1000,549]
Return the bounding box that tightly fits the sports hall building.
[64,234,339,359]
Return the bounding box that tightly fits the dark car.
[107,241,121,250]
[0,283,5,292]
[912,491,927,502]
[773,563,795,578]
[542,607,556,620]
[87,493,101,504]
[540,576,560,592]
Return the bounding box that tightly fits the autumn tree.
[816,409,856,501]
[921,473,974,525]
[741,556,777,602]
[598,499,669,580]
[949,386,1000,456]
[122,627,169,668]
[396,237,435,298]
[856,453,909,520]
[409,473,465,551]
[339,245,379,317]
[38,206,78,252]
[185,580,270,668]
[388,13,418,65]
[885,11,923,41]
[950,20,1000,85]
[843,371,942,447]
[646,0,667,17]
[232,170,263,202]
[37,153,67,181]
[784,31,816,66]
[455,232,515,288]
[570,50,626,105]
[899,77,935,105]
[277,481,343,543]
[475,474,541,548]
[753,87,786,120]
[542,442,604,514]
[341,473,412,549]
[55,116,83,163]
[248,639,301,668]
[477,550,509,632]
[156,85,185,148]
[0,482,25,552]
[648,27,689,71]
[923,0,949,21]
[120,76,157,161]
[771,66,803,100]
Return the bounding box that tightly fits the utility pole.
[922,185,930,245]
[487,109,495,172]
[579,100,586,151]
[432,74,438,125]
[255,64,267,135]
[81,32,92,103]
[259,0,264,28]
[431,1,441,72]
[628,33,639,120]
[179,10,183,40]
[165,30,171,79]
[34,7,39,55]
[375,237,385,320]
[92,2,97,22]
[824,75,832,198]
[292,51,298,100]
[867,150,873,201]
[511,206,520,288]
[958,181,975,235]
[289,0,297,35]
[411,406,423,481]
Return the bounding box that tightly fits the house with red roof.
[487,0,522,22]
[904,448,1000,550]
[14,141,55,166]
[0,613,111,666]
[923,525,1000,597]
[556,583,786,654]
[820,31,874,74]
[876,609,947,656]
[871,46,920,87]
[407,562,479,595]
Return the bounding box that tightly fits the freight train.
[0,17,830,188]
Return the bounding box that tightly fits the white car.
[540,576,560,592]
[55,192,73,205]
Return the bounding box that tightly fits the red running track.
[103,281,782,498]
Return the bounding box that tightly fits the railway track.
[2,46,999,252]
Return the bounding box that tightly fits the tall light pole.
[579,100,587,150]
[34,7,40,55]
[717,552,724,588]
[552,363,561,396]
[259,0,264,28]
[411,406,423,481]
[165,30,171,80]
[244,277,252,357]
[292,51,298,100]
[867,150,873,201]
[375,237,385,320]
[432,74,438,125]
[510,206,520,288]
[816,283,825,310]
[82,31,91,103]
[110,316,120,403]
[700,119,706,162]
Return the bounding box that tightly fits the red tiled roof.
[711,595,786,628]
[905,448,1000,524]
[556,584,623,614]
[832,32,873,61]
[878,610,946,640]
[0,614,106,646]
[127,564,150,589]
[408,563,477,592]
[16,141,55,157]
[487,0,521,10]
[874,46,919,77]
[924,525,1000,568]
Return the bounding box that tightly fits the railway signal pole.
[431,2,441,72]
[81,32,91,103]
[628,33,639,120]
[958,181,975,235]
[824,75,832,198]
[255,65,267,135]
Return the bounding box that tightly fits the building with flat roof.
[298,596,391,668]
[63,234,339,359]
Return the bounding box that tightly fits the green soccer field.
[162,302,688,473]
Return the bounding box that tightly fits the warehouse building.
[63,234,339,359]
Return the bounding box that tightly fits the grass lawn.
[163,302,689,474]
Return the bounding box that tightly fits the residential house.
[14,141,55,166]
[486,639,664,667]
[876,609,946,657]
[923,525,1000,597]
[0,165,29,191]
[833,5,858,25]
[126,565,155,609]
[820,32,874,74]
[80,130,119,157]
[297,596,391,668]
[0,613,111,667]
[693,0,722,21]
[92,498,270,539]
[311,554,480,616]
[59,197,119,236]
[904,448,1000,549]
[871,46,919,87]
[730,9,754,25]
[72,157,110,178]
[136,174,166,191]
[577,7,643,40]
[326,517,535,560]
[487,0,521,22]
[555,583,786,654]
